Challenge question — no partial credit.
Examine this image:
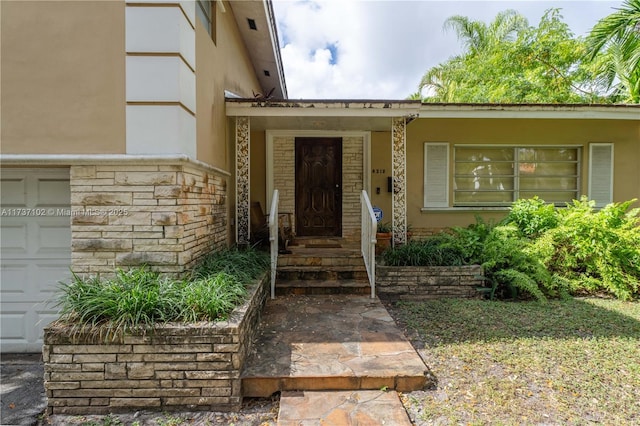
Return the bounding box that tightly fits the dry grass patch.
[388,298,640,425]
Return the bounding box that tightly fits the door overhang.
[226,99,421,132]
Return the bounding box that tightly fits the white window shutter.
[424,143,449,207]
[589,143,614,207]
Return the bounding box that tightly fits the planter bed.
[376,264,484,300]
[43,273,269,415]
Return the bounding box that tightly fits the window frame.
[451,144,582,207]
[196,0,216,43]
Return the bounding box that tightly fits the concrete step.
[277,390,413,426]
[275,279,371,296]
[277,253,364,268]
[276,266,369,282]
[241,295,429,398]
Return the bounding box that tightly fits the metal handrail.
[268,189,279,299]
[361,190,377,298]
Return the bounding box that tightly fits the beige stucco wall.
[196,2,264,170]
[250,131,267,209]
[405,118,640,233]
[370,131,393,225]
[1,1,126,154]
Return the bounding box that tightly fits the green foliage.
[418,8,615,103]
[389,197,640,301]
[530,197,640,300]
[191,245,270,283]
[376,221,392,233]
[584,0,640,103]
[381,234,466,267]
[394,298,640,424]
[447,216,495,263]
[449,197,640,301]
[179,273,247,323]
[80,413,124,426]
[477,224,556,302]
[504,196,558,238]
[55,247,269,335]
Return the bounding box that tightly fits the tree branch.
[533,54,595,97]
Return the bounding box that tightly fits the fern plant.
[479,224,556,302]
[531,197,640,300]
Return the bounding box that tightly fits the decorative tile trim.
[392,117,407,246]
[235,117,250,245]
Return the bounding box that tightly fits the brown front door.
[295,137,342,237]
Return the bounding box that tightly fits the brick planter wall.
[43,274,269,415]
[376,265,483,299]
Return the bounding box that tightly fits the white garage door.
[1,168,71,353]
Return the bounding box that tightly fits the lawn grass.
[391,298,640,425]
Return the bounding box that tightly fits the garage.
[1,168,71,353]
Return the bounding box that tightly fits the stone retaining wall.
[43,274,269,415]
[376,265,483,299]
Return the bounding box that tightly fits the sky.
[271,0,621,100]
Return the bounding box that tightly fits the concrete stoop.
[243,247,428,425]
[241,295,429,397]
[277,390,412,426]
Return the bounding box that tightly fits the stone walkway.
[278,390,412,425]
[241,294,427,425]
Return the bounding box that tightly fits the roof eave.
[226,99,422,118]
[419,103,640,120]
[229,0,287,99]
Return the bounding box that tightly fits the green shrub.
[479,224,557,302]
[382,197,639,301]
[447,216,495,263]
[530,197,640,300]
[381,234,466,267]
[504,196,559,238]
[381,197,640,301]
[55,247,269,336]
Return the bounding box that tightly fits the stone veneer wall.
[70,162,227,275]
[272,137,295,232]
[376,265,484,299]
[410,228,444,239]
[272,136,363,241]
[43,274,269,415]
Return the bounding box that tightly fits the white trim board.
[0,154,231,177]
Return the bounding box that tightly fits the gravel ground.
[39,396,279,426]
[1,354,280,426]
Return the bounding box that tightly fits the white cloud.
[272,0,620,99]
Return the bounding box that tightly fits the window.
[424,142,615,209]
[453,146,581,206]
[196,0,216,43]
[453,146,580,206]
